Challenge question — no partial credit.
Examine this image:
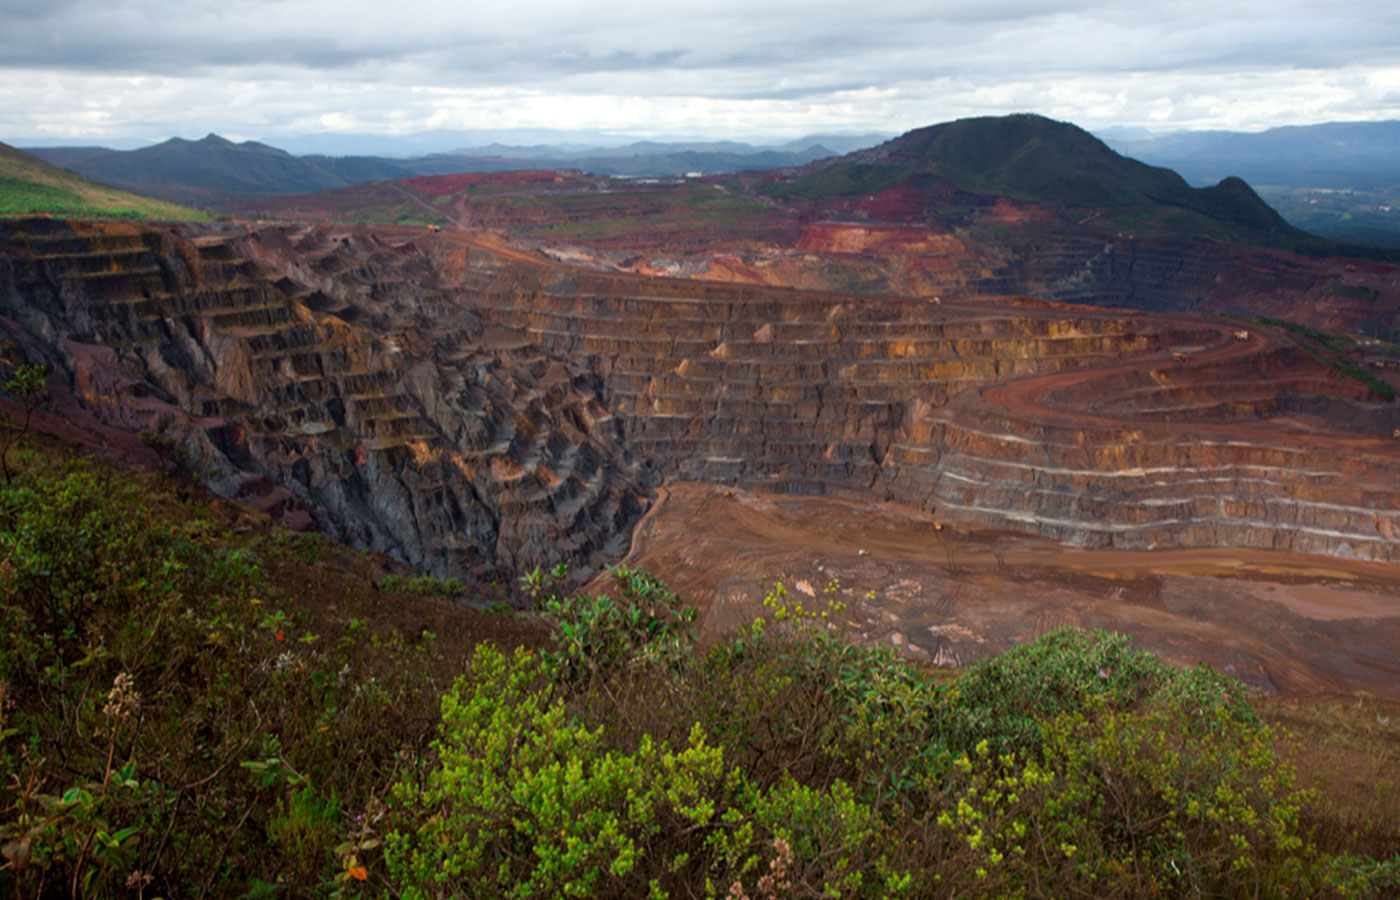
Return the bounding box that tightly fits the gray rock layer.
[0,218,652,583]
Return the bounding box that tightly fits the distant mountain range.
[20,133,887,207]
[1098,121,1400,247]
[21,136,399,207]
[1099,121,1400,188]
[231,113,1388,264]
[13,116,1400,253]
[438,134,888,160]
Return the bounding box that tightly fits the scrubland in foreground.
[0,439,1397,899]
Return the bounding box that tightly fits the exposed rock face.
[0,218,652,582]
[908,385,1400,561]
[2,217,1397,579]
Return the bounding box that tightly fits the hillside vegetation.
[0,142,208,222]
[763,114,1395,257]
[0,425,1397,897]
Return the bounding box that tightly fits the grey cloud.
[2,0,1392,86]
[2,0,1398,143]
[0,1,1110,78]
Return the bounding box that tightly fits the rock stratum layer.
[458,243,1400,562]
[2,217,1398,582]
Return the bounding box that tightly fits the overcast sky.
[3,0,1398,150]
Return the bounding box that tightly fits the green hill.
[0,140,209,221]
[26,134,409,207]
[765,114,1325,250]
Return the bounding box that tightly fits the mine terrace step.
[66,265,164,279]
[929,497,1399,551]
[929,465,1396,508]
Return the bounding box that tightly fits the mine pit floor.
[593,481,1400,697]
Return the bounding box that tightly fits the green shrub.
[539,566,698,684]
[1322,853,1400,899]
[0,363,48,486]
[385,643,907,900]
[945,627,1174,756]
[935,697,1318,898]
[692,613,944,808]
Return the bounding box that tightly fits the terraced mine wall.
[630,221,1399,339]
[1008,231,1395,335]
[444,242,1400,564]
[909,391,1400,561]
[1012,232,1224,311]
[2,219,1397,578]
[0,219,651,582]
[460,267,1160,494]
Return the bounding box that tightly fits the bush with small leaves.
[539,566,699,684]
[934,686,1321,898]
[1322,852,1400,899]
[0,363,49,485]
[385,644,909,900]
[944,627,1174,757]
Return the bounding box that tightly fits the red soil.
[398,170,567,197]
[602,482,1400,698]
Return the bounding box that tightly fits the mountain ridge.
[1098,119,1400,248]
[24,134,400,206]
[761,113,1351,254]
[20,133,884,205]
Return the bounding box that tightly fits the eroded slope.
[0,218,651,583]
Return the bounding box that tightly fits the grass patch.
[1258,693,1400,861]
[377,573,471,599]
[0,143,209,222]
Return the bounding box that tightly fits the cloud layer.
[3,0,1398,146]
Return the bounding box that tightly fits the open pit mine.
[2,208,1398,697]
